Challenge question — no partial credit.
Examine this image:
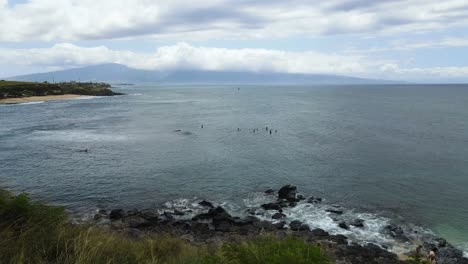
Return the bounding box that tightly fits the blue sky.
[1,0,468,82]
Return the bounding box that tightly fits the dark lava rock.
[288,202,298,207]
[98,209,107,215]
[297,194,306,200]
[338,221,350,230]
[438,238,448,247]
[234,216,259,226]
[278,184,298,202]
[326,209,343,215]
[298,224,310,231]
[110,209,127,220]
[311,228,330,237]
[261,203,282,211]
[272,212,286,219]
[350,218,365,228]
[163,211,174,220]
[265,189,275,195]
[306,196,322,203]
[174,210,185,216]
[384,224,409,242]
[330,234,348,245]
[198,200,214,208]
[273,221,286,230]
[127,208,141,216]
[289,220,303,231]
[140,209,160,221]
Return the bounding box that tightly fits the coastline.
[0,94,84,104]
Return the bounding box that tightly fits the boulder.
[198,200,215,208]
[350,218,365,228]
[264,189,275,195]
[297,194,306,200]
[140,209,160,221]
[311,228,330,237]
[278,185,298,202]
[289,220,303,231]
[384,224,409,242]
[174,210,185,216]
[326,209,343,215]
[261,203,282,211]
[306,196,322,203]
[272,212,286,219]
[233,216,260,226]
[338,221,350,230]
[109,209,127,220]
[127,208,141,216]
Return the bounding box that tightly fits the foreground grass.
[0,190,330,264]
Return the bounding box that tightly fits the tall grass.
[0,190,330,264]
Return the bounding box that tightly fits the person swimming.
[269,129,272,134]
[201,124,204,128]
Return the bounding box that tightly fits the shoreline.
[0,94,85,104]
[86,185,468,263]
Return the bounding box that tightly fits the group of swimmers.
[201,124,278,135]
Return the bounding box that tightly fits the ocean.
[1,84,467,254]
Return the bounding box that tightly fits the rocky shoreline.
[91,185,468,264]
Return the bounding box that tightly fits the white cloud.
[0,42,371,75]
[1,0,468,41]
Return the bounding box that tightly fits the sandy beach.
[0,94,84,104]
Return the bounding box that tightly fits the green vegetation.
[0,80,119,99]
[0,190,330,264]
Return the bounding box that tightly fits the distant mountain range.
[7,63,396,84]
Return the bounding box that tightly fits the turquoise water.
[1,84,467,252]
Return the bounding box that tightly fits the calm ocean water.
[1,84,467,253]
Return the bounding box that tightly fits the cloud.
[1,0,468,41]
[0,42,373,75]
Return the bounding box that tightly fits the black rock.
[140,209,160,221]
[278,185,298,202]
[234,216,260,226]
[273,221,286,229]
[289,220,303,231]
[299,224,310,231]
[109,209,127,220]
[437,238,448,247]
[330,234,348,245]
[265,189,275,195]
[191,222,210,234]
[127,208,141,216]
[174,210,185,216]
[261,203,282,211]
[350,218,365,228]
[307,197,323,203]
[288,202,298,207]
[384,224,409,242]
[272,212,286,219]
[297,194,306,200]
[326,209,343,215]
[98,209,107,215]
[338,221,350,230]
[163,211,174,220]
[199,200,215,208]
[311,228,330,237]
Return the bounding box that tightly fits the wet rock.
[127,208,141,216]
[288,202,298,207]
[350,218,365,228]
[338,221,350,230]
[326,209,344,215]
[140,209,160,221]
[278,184,298,202]
[245,208,257,215]
[199,200,215,208]
[311,228,329,237]
[234,216,259,226]
[264,189,275,195]
[174,210,185,216]
[272,212,286,219]
[289,220,303,231]
[98,209,107,215]
[109,209,127,220]
[273,221,286,230]
[307,197,322,203]
[437,238,448,247]
[384,224,409,242]
[163,211,174,220]
[297,194,306,200]
[298,224,310,231]
[261,203,282,211]
[330,234,348,245]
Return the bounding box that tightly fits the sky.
[1,0,468,82]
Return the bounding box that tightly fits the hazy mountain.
[8,63,395,84]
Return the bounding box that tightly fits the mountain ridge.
[7,63,397,84]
